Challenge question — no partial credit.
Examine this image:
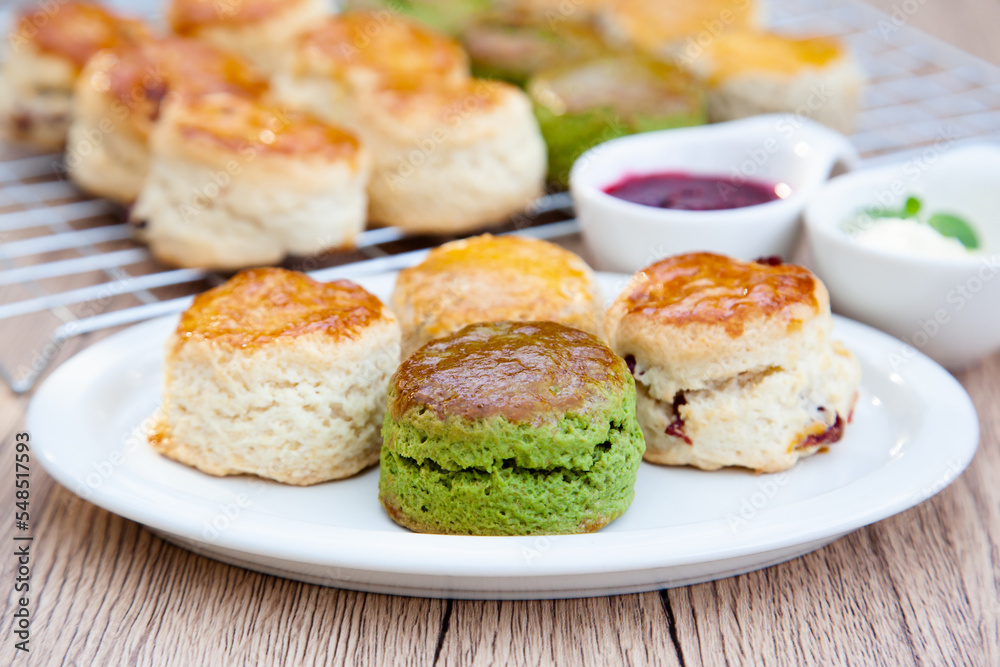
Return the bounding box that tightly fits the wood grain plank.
[437,595,683,666]
[5,479,448,666]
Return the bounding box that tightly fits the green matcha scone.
[379,321,645,536]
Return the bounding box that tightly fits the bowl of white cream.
[804,144,1000,369]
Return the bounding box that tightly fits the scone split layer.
[381,412,642,536]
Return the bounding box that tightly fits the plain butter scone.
[276,10,470,99]
[391,234,604,357]
[132,94,370,270]
[597,0,758,57]
[0,0,149,150]
[673,31,864,134]
[604,253,861,473]
[167,0,330,75]
[67,36,269,203]
[275,11,546,233]
[149,268,401,486]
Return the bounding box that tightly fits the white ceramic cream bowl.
[804,144,1000,370]
[569,115,858,273]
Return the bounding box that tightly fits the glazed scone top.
[404,234,590,286]
[620,253,821,337]
[393,234,601,341]
[14,0,150,70]
[601,0,757,54]
[84,36,268,107]
[297,11,469,88]
[370,77,508,119]
[355,78,531,147]
[692,32,846,82]
[176,268,386,347]
[605,253,833,396]
[390,322,630,426]
[166,94,362,162]
[169,0,312,32]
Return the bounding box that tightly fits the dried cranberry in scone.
[604,252,861,473]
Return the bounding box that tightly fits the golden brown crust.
[168,0,309,33]
[402,234,590,292]
[389,321,627,424]
[601,0,757,53]
[363,78,509,128]
[176,268,386,347]
[15,0,150,71]
[84,36,269,138]
[296,11,469,88]
[697,31,845,83]
[620,253,819,337]
[169,94,361,161]
[392,235,602,351]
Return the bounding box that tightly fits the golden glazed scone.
[0,1,149,150]
[392,234,603,357]
[150,268,401,486]
[278,10,470,98]
[66,36,269,203]
[275,12,546,233]
[353,79,546,232]
[132,94,370,270]
[604,253,860,473]
[598,0,758,58]
[674,31,864,133]
[167,0,330,75]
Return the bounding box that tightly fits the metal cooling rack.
[3,0,1000,394]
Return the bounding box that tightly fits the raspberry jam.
[604,172,781,211]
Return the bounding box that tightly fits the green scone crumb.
[378,321,646,536]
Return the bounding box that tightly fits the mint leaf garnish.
[862,195,922,220]
[928,213,979,250]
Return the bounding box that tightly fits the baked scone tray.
[3,0,1000,392]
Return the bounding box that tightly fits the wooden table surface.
[3,1,1000,664]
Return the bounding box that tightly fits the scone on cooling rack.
[379,321,645,535]
[67,37,269,204]
[391,234,603,357]
[604,253,861,473]
[167,0,330,75]
[275,10,470,100]
[276,12,546,233]
[673,31,864,134]
[132,93,370,270]
[150,268,400,486]
[349,78,546,233]
[0,1,149,150]
[597,0,759,58]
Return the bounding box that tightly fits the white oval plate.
[28,272,979,599]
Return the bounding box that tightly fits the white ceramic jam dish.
[570,115,858,273]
